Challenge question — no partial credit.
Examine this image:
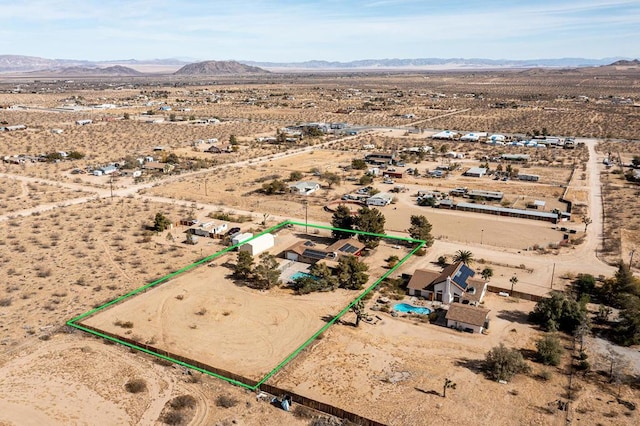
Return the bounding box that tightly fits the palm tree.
[510,275,519,294]
[453,250,474,265]
[481,267,494,281]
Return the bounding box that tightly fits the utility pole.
[204,179,208,196]
[110,175,113,198]
[481,229,484,245]
[303,200,308,233]
[630,249,636,269]
[550,262,556,289]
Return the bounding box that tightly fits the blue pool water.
[394,303,432,315]
[290,271,318,281]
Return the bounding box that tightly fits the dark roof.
[446,304,490,327]
[407,262,478,292]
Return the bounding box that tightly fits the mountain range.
[0,54,637,74]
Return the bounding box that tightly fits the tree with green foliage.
[289,171,303,181]
[67,151,84,160]
[453,250,474,265]
[261,179,287,195]
[355,206,386,249]
[323,172,341,188]
[351,159,367,170]
[510,275,519,294]
[529,291,587,333]
[229,134,238,145]
[574,274,596,298]
[484,343,530,381]
[331,205,355,239]
[310,262,338,289]
[615,294,640,346]
[252,252,281,289]
[153,212,171,232]
[417,196,436,207]
[408,215,434,247]
[234,251,254,280]
[359,174,373,185]
[481,267,494,281]
[337,255,369,290]
[536,334,564,366]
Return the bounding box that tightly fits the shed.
[232,232,253,246]
[239,233,275,256]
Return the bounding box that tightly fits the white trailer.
[239,233,275,256]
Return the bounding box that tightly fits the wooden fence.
[487,285,546,302]
[77,323,386,426]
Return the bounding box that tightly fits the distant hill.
[608,59,640,66]
[32,65,143,76]
[174,60,269,75]
[241,57,629,70]
[0,54,92,72]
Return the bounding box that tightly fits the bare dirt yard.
[270,293,640,426]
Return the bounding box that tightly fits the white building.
[366,192,394,206]
[289,181,320,195]
[445,303,490,334]
[432,130,460,140]
[239,233,275,256]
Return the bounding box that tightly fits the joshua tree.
[351,300,367,327]
[443,378,456,398]
[582,216,592,233]
[453,250,474,265]
[510,275,519,294]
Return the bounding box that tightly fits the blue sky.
[0,0,638,61]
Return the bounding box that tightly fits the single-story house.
[463,167,487,178]
[120,169,142,178]
[366,192,394,206]
[445,151,465,159]
[382,170,403,179]
[75,119,92,126]
[283,239,365,264]
[460,132,487,142]
[432,130,460,140]
[4,124,27,131]
[365,152,396,164]
[206,144,232,154]
[407,261,488,305]
[501,154,530,162]
[289,181,320,195]
[143,162,174,174]
[445,303,490,334]
[467,190,504,201]
[517,173,540,182]
[487,134,506,143]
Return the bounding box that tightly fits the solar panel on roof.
[339,243,360,254]
[302,249,329,260]
[453,265,475,290]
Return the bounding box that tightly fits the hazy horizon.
[1,1,639,62]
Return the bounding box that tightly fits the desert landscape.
[1,62,640,426]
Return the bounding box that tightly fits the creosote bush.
[124,378,147,393]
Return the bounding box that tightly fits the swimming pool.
[393,303,431,315]
[290,271,318,281]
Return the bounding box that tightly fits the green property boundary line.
[67,220,425,392]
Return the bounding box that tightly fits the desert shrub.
[484,343,531,381]
[114,320,134,329]
[124,378,147,393]
[169,395,197,410]
[215,394,239,408]
[529,291,586,333]
[536,334,564,366]
[0,298,12,307]
[575,360,591,372]
[161,410,184,425]
[292,405,316,419]
[538,369,552,381]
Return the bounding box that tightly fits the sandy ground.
[0,74,638,425]
[270,293,640,425]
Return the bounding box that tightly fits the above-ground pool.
[289,271,318,282]
[393,303,431,315]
